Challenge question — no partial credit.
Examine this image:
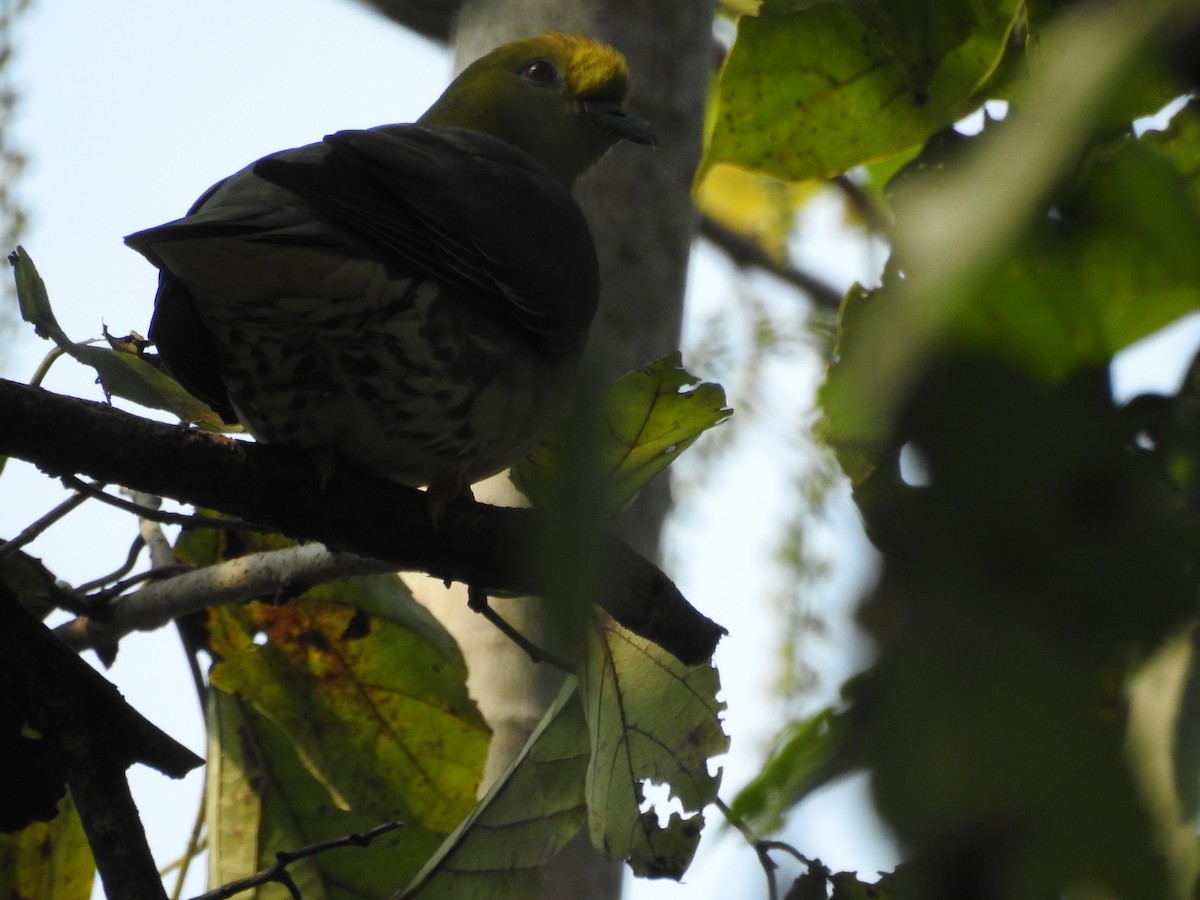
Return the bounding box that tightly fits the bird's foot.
[424,480,475,531]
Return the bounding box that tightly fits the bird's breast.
[179,248,575,491]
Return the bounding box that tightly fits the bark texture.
[403,4,711,898]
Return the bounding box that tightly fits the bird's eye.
[522,59,560,86]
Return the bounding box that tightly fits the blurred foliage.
[702,0,1200,897]
[513,352,731,519]
[728,703,851,835]
[695,163,820,262]
[0,0,29,345]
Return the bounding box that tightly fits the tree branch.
[189,820,404,900]
[0,379,725,665]
[355,0,456,41]
[56,544,397,652]
[699,214,845,311]
[0,584,203,900]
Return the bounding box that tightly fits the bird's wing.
[252,124,600,356]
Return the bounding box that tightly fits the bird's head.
[419,32,655,186]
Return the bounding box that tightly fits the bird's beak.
[585,100,656,147]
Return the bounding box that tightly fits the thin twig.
[0,487,90,563]
[61,475,270,532]
[160,834,207,879]
[467,585,574,672]
[759,839,812,866]
[167,803,207,900]
[714,797,815,900]
[75,535,146,594]
[82,564,192,608]
[830,173,892,236]
[187,821,403,900]
[699,214,845,310]
[29,345,66,387]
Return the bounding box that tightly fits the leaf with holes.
[580,618,727,878]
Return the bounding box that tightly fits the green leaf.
[8,246,228,428]
[394,680,590,900]
[954,136,1200,380]
[580,618,727,879]
[73,337,230,429]
[727,704,851,835]
[846,0,980,102]
[513,352,730,518]
[703,0,1021,182]
[0,791,94,900]
[819,0,1200,449]
[9,246,70,347]
[1144,98,1200,204]
[825,131,1200,468]
[208,589,488,835]
[207,687,426,899]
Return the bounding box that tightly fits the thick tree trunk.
[404,3,710,898]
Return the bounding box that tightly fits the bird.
[125,32,654,499]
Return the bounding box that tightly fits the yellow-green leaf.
[395,680,590,900]
[207,687,426,899]
[9,246,70,347]
[0,791,94,900]
[695,163,820,262]
[207,590,488,835]
[703,0,1020,182]
[514,353,730,518]
[727,705,852,835]
[580,618,727,879]
[73,342,229,429]
[8,246,229,427]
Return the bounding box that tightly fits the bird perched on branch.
[126,33,653,498]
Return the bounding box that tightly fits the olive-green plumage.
[125,33,652,496]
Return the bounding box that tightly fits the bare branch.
[467,583,574,671]
[699,214,845,311]
[354,0,456,41]
[0,486,89,562]
[0,585,202,900]
[62,474,271,533]
[74,534,146,594]
[830,173,892,236]
[0,379,724,664]
[56,543,396,652]
[188,821,404,900]
[714,796,815,900]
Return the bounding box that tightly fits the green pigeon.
[126,32,653,498]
